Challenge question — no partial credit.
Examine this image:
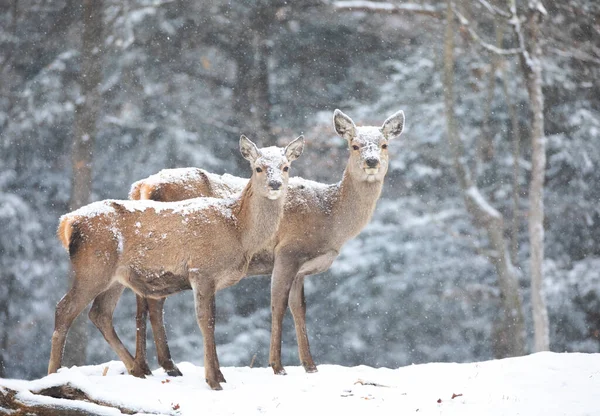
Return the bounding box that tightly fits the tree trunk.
[0,273,14,378]
[499,58,522,264]
[63,0,104,368]
[251,29,272,145]
[518,1,549,352]
[444,0,526,357]
[232,33,271,147]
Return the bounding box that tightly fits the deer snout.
[268,180,282,190]
[365,157,379,168]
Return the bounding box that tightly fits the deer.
[125,109,405,377]
[48,134,305,390]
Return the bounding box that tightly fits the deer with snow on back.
[48,134,304,390]
[126,109,405,376]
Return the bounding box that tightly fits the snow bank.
[1,352,599,415]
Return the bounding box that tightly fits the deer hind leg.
[288,275,317,373]
[192,278,223,390]
[88,284,151,377]
[269,254,300,376]
[147,297,183,377]
[48,276,110,374]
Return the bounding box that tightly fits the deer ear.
[333,109,356,139]
[285,135,305,162]
[381,110,404,139]
[240,135,259,162]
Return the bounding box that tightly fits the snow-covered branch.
[333,1,443,18]
[477,0,511,18]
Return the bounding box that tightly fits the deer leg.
[48,277,109,374]
[147,297,183,377]
[192,279,222,390]
[133,295,153,377]
[89,284,151,377]
[269,254,300,376]
[208,294,226,383]
[288,275,317,373]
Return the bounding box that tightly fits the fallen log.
[0,383,173,416]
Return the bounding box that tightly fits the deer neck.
[234,181,284,254]
[332,168,384,238]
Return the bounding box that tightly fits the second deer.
[130,109,405,376]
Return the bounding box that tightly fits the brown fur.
[48,136,304,390]
[130,109,405,376]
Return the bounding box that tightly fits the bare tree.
[62,0,104,368]
[335,0,527,357]
[443,0,526,357]
[448,0,550,352]
[509,0,549,351]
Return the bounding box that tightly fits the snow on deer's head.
[333,109,404,183]
[240,135,305,200]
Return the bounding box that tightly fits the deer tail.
[129,180,157,201]
[129,180,143,200]
[57,215,75,252]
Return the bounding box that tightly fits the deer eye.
[256,167,263,173]
[352,145,360,151]
[283,166,289,172]
[381,144,388,149]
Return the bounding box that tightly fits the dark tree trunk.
[231,32,272,147]
[0,274,14,378]
[63,0,104,368]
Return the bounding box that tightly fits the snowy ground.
[2,352,599,415]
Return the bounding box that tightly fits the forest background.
[1,0,599,379]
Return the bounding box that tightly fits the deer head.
[333,109,404,183]
[240,134,305,200]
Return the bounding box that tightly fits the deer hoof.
[271,364,287,375]
[206,379,223,390]
[160,359,182,377]
[166,367,183,377]
[303,363,318,373]
[130,362,153,378]
[217,370,227,383]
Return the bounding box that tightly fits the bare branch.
[333,1,443,18]
[508,0,533,69]
[548,46,600,66]
[451,3,522,55]
[477,0,511,18]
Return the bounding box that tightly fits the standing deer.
[127,109,405,376]
[48,135,304,390]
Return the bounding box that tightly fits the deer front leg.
[269,254,300,375]
[89,285,151,377]
[288,275,317,373]
[207,294,226,383]
[192,279,222,390]
[147,297,183,377]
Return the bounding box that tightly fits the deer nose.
[268,180,282,190]
[365,157,379,168]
